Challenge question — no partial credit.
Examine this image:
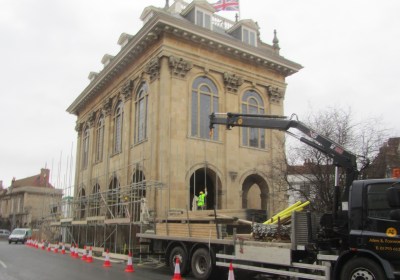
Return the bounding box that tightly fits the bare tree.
[285,106,388,212]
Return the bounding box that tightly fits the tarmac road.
[0,240,195,280]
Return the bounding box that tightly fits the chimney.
[41,168,50,186]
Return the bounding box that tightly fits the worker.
[197,188,207,210]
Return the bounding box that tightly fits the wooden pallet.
[156,223,218,239]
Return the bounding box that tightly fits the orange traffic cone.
[85,247,93,263]
[124,252,134,272]
[103,249,112,267]
[70,245,75,257]
[73,244,80,258]
[81,245,87,261]
[61,244,66,254]
[228,262,235,280]
[47,243,51,252]
[171,257,183,280]
[54,243,59,253]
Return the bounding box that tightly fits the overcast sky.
[1,0,399,190]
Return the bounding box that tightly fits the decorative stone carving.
[87,111,96,128]
[168,56,192,78]
[223,72,243,93]
[122,79,134,100]
[75,122,83,134]
[103,97,113,116]
[144,57,160,81]
[267,86,284,104]
[229,171,238,182]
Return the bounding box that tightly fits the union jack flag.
[212,0,240,12]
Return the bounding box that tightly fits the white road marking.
[0,260,7,268]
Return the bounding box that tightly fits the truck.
[137,112,400,280]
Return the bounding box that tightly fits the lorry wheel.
[340,257,385,280]
[191,248,214,280]
[169,246,189,275]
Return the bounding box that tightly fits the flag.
[212,0,239,12]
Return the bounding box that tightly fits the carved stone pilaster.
[75,122,83,135]
[122,80,134,101]
[168,56,192,78]
[144,57,160,81]
[223,72,243,93]
[103,97,113,116]
[267,86,284,104]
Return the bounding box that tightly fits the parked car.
[0,229,11,240]
[8,228,32,244]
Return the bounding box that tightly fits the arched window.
[241,90,265,148]
[91,184,100,216]
[191,77,218,140]
[135,83,148,143]
[95,114,104,162]
[82,126,90,169]
[113,101,123,153]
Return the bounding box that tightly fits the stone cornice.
[67,9,302,115]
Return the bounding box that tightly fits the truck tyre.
[169,246,189,275]
[340,257,386,280]
[191,248,214,280]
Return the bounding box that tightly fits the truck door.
[361,182,400,261]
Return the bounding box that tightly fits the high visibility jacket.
[197,193,206,206]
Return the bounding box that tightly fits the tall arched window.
[191,77,218,140]
[95,114,104,162]
[82,126,90,169]
[91,184,100,216]
[241,90,265,148]
[135,83,148,143]
[113,101,123,154]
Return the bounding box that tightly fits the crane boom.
[209,112,359,199]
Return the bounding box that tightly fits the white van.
[8,228,32,244]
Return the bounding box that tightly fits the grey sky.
[1,0,399,190]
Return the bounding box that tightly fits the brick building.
[0,169,63,230]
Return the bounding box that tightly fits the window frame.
[191,76,219,141]
[95,114,105,162]
[135,82,149,144]
[113,101,123,154]
[241,90,265,149]
[82,125,90,169]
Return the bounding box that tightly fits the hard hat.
[200,191,203,194]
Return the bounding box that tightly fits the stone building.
[65,0,301,250]
[0,169,63,230]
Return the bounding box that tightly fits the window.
[196,9,211,29]
[135,83,148,143]
[241,90,265,148]
[191,77,218,140]
[367,183,392,219]
[82,126,90,169]
[95,114,104,162]
[113,101,123,153]
[243,27,256,46]
[91,184,100,216]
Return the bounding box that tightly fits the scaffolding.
[50,180,163,255]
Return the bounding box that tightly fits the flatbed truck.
[137,113,400,279]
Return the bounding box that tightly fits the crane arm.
[209,112,359,190]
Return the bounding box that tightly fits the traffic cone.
[61,244,66,255]
[54,243,59,253]
[103,249,112,267]
[73,244,80,258]
[85,247,93,263]
[171,257,182,280]
[70,245,75,257]
[81,245,87,261]
[124,252,134,272]
[228,262,235,280]
[47,243,51,252]
[42,241,45,250]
